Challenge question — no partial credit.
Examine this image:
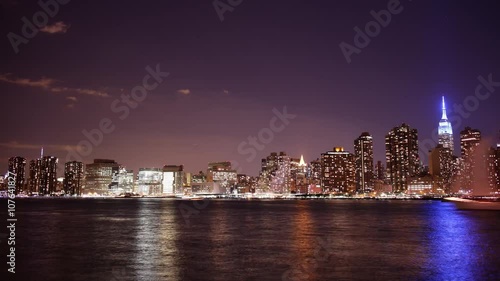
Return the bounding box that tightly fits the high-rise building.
[8,156,26,194]
[460,127,481,192]
[385,123,420,192]
[207,161,237,193]
[321,147,355,193]
[137,168,163,195]
[375,161,385,181]
[494,141,500,192]
[63,161,84,195]
[162,165,184,194]
[354,132,374,193]
[28,153,58,195]
[260,152,291,194]
[429,145,453,193]
[438,96,454,153]
[85,159,121,195]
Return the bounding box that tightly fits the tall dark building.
[385,123,420,192]
[460,127,481,192]
[64,161,84,195]
[354,132,374,193]
[8,156,26,194]
[321,147,355,193]
[375,161,385,181]
[429,145,453,193]
[28,152,58,195]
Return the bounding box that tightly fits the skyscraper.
[63,161,84,196]
[28,153,58,195]
[8,156,26,194]
[438,96,454,153]
[460,127,481,192]
[321,147,355,193]
[375,161,385,181]
[260,152,291,194]
[494,139,500,192]
[429,145,453,193]
[385,123,420,192]
[354,132,374,193]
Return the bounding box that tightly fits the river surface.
[2,199,500,281]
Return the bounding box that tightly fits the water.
[3,199,500,281]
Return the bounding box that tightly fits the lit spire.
[299,155,306,166]
[41,147,44,158]
[441,96,448,120]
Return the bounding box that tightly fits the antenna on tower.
[41,147,44,158]
[441,96,448,120]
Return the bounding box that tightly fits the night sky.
[1,0,499,176]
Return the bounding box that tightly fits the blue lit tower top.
[438,96,454,152]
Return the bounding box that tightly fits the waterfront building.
[137,168,163,195]
[162,165,184,194]
[460,127,481,192]
[260,152,291,194]
[28,150,58,195]
[354,132,374,193]
[63,161,84,195]
[84,159,121,195]
[385,123,420,192]
[407,173,435,195]
[321,147,355,193]
[8,156,26,194]
[207,161,237,194]
[429,145,453,193]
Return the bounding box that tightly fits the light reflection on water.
[10,199,500,281]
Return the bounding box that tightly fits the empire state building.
[438,96,454,152]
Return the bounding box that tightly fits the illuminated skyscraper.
[28,153,58,195]
[8,156,26,194]
[494,139,500,192]
[260,152,291,194]
[385,123,420,192]
[63,161,84,195]
[321,147,355,193]
[354,132,374,193]
[460,127,481,192]
[438,96,454,153]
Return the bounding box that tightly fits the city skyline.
[3,107,499,179]
[2,1,500,176]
